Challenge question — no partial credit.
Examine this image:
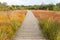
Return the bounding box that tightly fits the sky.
[0,0,60,5]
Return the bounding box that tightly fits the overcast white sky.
[0,0,60,5]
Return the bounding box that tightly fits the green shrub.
[11,20,20,31]
[39,18,60,40]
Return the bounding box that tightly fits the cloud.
[0,0,60,5]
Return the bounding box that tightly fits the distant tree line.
[0,2,60,11]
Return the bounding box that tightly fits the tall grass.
[0,23,14,40]
[11,20,21,31]
[0,20,21,40]
[0,10,26,40]
[39,18,60,40]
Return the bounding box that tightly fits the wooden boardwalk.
[13,10,46,40]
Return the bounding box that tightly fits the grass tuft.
[39,18,60,40]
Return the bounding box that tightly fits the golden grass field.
[32,10,60,21]
[0,10,26,40]
[0,10,60,40]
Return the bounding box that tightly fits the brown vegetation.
[32,10,60,21]
[0,10,27,40]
